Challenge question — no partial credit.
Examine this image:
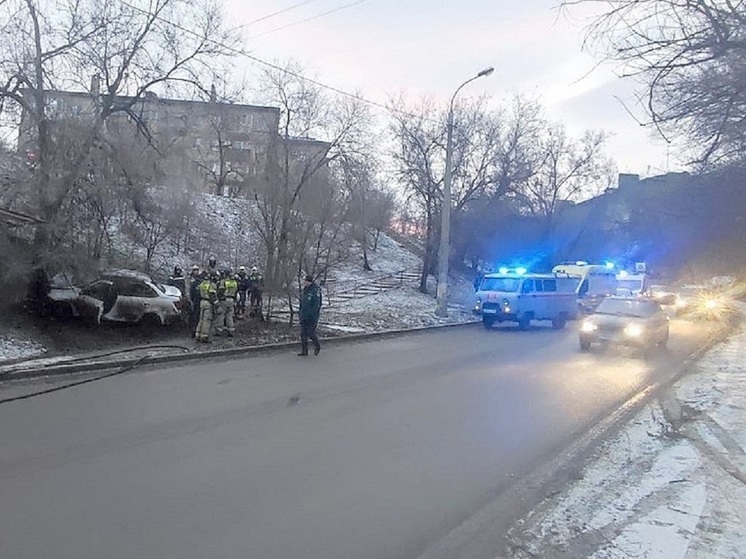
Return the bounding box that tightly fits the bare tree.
[389,98,444,292]
[192,82,255,196]
[518,125,612,228]
[389,95,544,288]
[366,187,396,250]
[0,0,236,271]
[564,0,746,166]
[251,61,372,318]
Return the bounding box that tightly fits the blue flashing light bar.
[498,267,509,275]
[604,261,615,269]
[515,267,528,275]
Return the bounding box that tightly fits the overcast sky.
[224,0,681,177]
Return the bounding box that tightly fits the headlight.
[704,298,719,310]
[624,324,644,337]
[474,298,482,311]
[502,298,510,306]
[580,320,598,333]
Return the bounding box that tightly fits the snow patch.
[511,313,746,559]
[0,335,46,361]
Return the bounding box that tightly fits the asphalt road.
[0,318,716,559]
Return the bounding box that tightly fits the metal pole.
[435,67,493,317]
[435,109,454,317]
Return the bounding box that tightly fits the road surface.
[0,319,715,559]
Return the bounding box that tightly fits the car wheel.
[141,313,162,330]
[53,302,74,321]
[552,314,567,330]
[483,317,495,330]
[579,338,591,352]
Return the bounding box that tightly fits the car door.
[78,281,111,324]
[521,280,535,315]
[110,281,150,322]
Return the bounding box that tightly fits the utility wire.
[229,0,322,32]
[116,0,440,124]
[252,0,371,39]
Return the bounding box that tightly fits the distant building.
[550,171,746,276]
[17,87,330,196]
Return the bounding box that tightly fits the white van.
[474,272,579,330]
[551,262,617,313]
[616,272,649,296]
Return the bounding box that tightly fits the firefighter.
[188,266,202,335]
[196,270,218,343]
[248,266,264,318]
[218,268,238,337]
[207,256,218,275]
[168,265,186,296]
[236,266,250,318]
[213,269,227,336]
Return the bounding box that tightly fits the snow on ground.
[0,335,46,362]
[322,285,478,332]
[508,310,746,559]
[110,193,266,278]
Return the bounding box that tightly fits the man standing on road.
[298,274,322,356]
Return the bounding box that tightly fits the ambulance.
[615,271,650,296]
[474,269,579,330]
[551,261,618,313]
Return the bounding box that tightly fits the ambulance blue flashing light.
[618,270,629,278]
[496,266,528,275]
[604,261,615,270]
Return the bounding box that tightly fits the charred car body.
[49,269,182,326]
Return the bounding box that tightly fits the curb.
[0,320,480,381]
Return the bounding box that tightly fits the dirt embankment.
[0,304,339,359]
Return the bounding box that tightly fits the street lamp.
[435,66,494,317]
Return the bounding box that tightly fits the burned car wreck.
[48,269,182,327]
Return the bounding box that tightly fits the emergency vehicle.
[615,271,649,296]
[474,270,579,330]
[551,262,617,313]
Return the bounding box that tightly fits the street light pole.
[435,66,494,317]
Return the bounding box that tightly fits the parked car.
[579,296,670,353]
[49,269,182,326]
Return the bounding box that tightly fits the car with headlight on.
[579,296,669,353]
[675,284,734,320]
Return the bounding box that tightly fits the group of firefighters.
[168,257,264,343]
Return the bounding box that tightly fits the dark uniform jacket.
[237,273,250,293]
[299,282,322,322]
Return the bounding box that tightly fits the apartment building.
[18,88,330,196]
